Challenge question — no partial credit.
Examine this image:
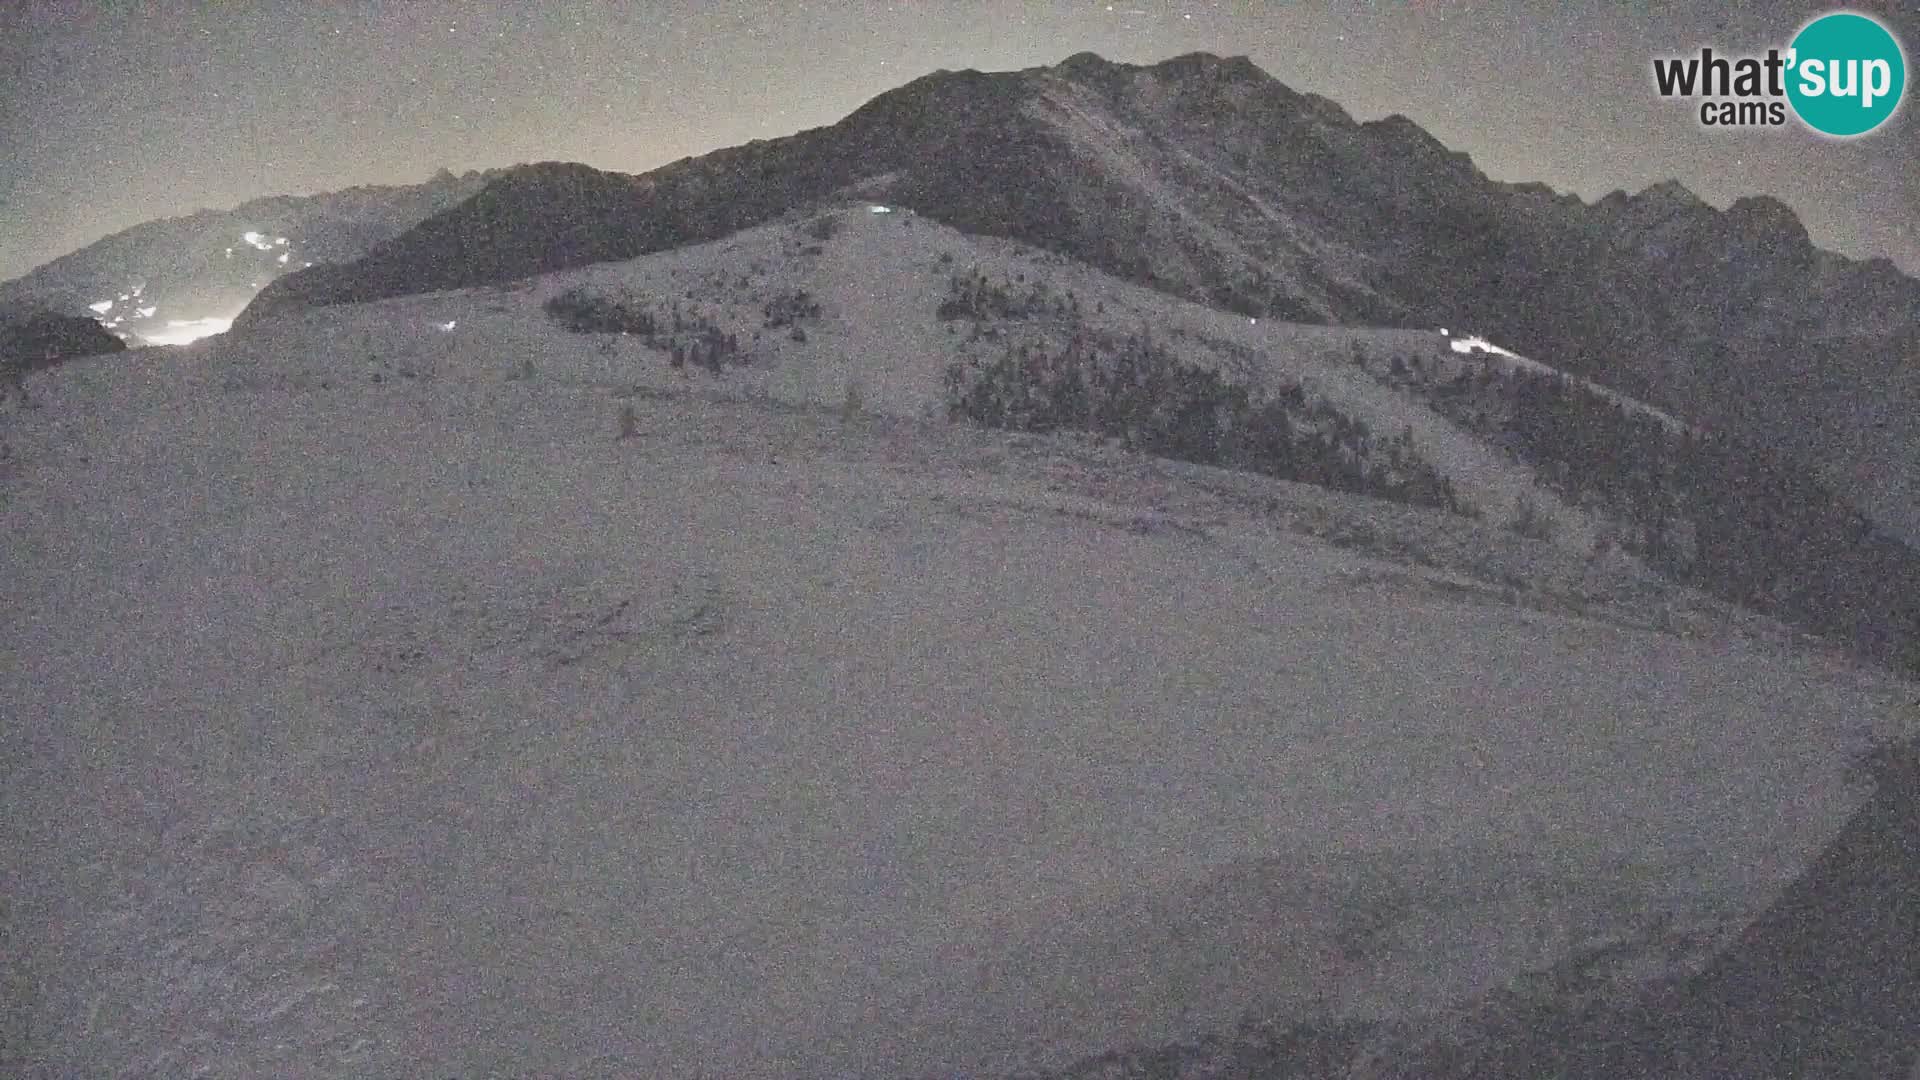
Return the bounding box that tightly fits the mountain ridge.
[238,50,1916,341]
[9,49,1917,544]
[230,51,1920,544]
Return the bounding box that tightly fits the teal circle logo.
[1786,11,1906,137]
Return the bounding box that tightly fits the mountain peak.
[1725,194,1810,245]
[1635,179,1707,209]
[1050,50,1134,93]
[1360,113,1479,175]
[1365,113,1444,147]
[1056,51,1115,75]
[1154,51,1266,81]
[1049,50,1269,88]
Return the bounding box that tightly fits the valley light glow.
[139,316,233,346]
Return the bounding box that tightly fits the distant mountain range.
[230,51,1920,544]
[0,168,501,344]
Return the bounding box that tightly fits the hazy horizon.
[3,1,1916,282]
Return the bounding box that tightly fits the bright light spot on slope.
[89,300,114,314]
[241,231,275,251]
[137,306,157,318]
[869,205,892,214]
[438,320,457,331]
[1449,334,1519,358]
[139,317,232,346]
[277,252,290,264]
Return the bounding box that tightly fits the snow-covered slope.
[3,208,1915,1078]
[227,204,1650,561]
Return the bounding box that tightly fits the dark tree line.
[945,329,1469,515]
[761,288,821,328]
[1423,357,1920,671]
[544,287,658,336]
[937,269,1080,323]
[543,286,742,374]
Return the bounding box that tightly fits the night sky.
[3,1,1916,282]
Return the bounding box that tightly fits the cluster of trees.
[1419,357,1920,671]
[667,323,740,374]
[1417,361,1682,545]
[543,287,743,374]
[761,288,820,329]
[544,287,659,336]
[1658,428,1920,669]
[945,329,1469,515]
[1203,264,1299,320]
[936,269,1080,323]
